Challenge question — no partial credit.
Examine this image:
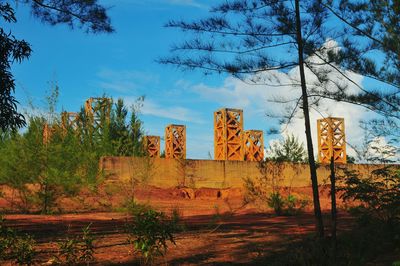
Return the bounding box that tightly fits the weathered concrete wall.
[100,157,393,189]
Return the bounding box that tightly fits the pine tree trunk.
[294,0,324,238]
[330,156,337,258]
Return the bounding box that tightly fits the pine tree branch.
[32,0,90,24]
[172,41,295,55]
[321,1,383,45]
[166,21,295,37]
[311,51,399,113]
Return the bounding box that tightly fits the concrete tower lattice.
[317,117,346,164]
[214,108,244,161]
[244,130,264,161]
[61,111,79,133]
[84,97,112,138]
[143,136,161,158]
[43,123,53,144]
[165,125,186,159]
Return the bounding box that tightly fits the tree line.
[0,87,145,213]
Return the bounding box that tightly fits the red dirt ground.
[5,211,354,265]
[1,185,361,265]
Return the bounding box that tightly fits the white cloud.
[190,41,376,157]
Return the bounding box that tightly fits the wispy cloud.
[96,69,159,93]
[164,0,207,8]
[116,0,208,9]
[121,96,205,124]
[142,100,205,123]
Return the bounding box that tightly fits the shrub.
[13,234,36,265]
[285,194,309,215]
[55,224,95,265]
[267,192,284,215]
[79,224,95,264]
[338,166,400,224]
[124,200,151,216]
[57,236,79,264]
[0,216,36,265]
[126,208,179,265]
[267,192,308,216]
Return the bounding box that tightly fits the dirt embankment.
[0,184,347,216]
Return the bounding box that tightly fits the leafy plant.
[56,224,95,265]
[0,216,36,265]
[124,200,151,217]
[79,224,95,264]
[126,209,178,265]
[58,238,79,264]
[285,194,309,216]
[338,166,400,224]
[13,234,36,265]
[267,192,284,215]
[267,192,308,216]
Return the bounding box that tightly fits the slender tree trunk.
[294,0,324,238]
[330,156,337,258]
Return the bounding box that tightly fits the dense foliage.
[0,96,145,213]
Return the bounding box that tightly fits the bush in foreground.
[126,207,180,265]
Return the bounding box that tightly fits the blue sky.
[9,0,396,160]
[11,0,227,158]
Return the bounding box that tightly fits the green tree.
[0,85,99,213]
[268,134,306,163]
[0,117,93,213]
[0,3,31,131]
[0,126,40,211]
[110,99,130,155]
[0,1,113,131]
[0,86,149,213]
[108,97,145,156]
[129,96,145,157]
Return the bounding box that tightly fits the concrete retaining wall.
[100,157,391,189]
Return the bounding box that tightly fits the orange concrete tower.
[214,108,244,161]
[42,122,52,144]
[143,135,161,158]
[85,97,112,132]
[165,125,186,159]
[61,111,79,133]
[244,130,264,161]
[317,117,346,164]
